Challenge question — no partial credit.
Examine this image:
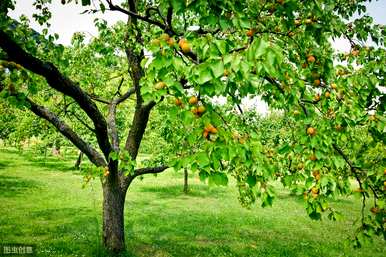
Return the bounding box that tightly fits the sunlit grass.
[0,148,384,257]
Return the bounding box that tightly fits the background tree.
[0,0,385,253]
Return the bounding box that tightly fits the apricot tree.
[0,0,385,253]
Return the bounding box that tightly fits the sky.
[8,0,386,115]
[9,1,386,47]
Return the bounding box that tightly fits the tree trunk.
[74,151,83,169]
[183,168,189,194]
[102,179,126,253]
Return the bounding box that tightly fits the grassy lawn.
[0,148,384,257]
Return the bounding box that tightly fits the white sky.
[8,0,386,115]
[10,1,386,47]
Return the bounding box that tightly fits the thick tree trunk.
[102,179,126,253]
[183,168,189,194]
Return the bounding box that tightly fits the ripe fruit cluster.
[203,123,218,139]
[178,38,191,53]
[191,105,206,116]
[186,95,206,117]
[312,170,321,181]
[151,33,176,48]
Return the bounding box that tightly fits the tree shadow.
[24,207,101,256]
[0,160,10,170]
[122,209,326,257]
[0,175,41,197]
[137,184,228,199]
[27,161,76,173]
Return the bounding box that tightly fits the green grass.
[0,148,384,257]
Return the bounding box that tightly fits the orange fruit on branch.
[179,38,191,53]
[307,127,317,136]
[175,98,182,106]
[307,55,316,63]
[188,96,198,105]
[154,81,166,90]
[197,105,206,114]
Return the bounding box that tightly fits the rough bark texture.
[74,151,83,169]
[183,168,189,194]
[102,175,126,253]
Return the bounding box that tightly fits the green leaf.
[100,3,105,13]
[209,172,228,186]
[81,0,91,6]
[199,170,209,182]
[246,175,257,187]
[109,151,118,161]
[278,143,290,154]
[309,211,322,220]
[200,15,217,26]
[196,66,213,84]
[261,192,274,207]
[254,37,269,58]
[320,176,329,187]
[210,59,224,78]
[171,0,186,13]
[214,40,227,55]
[196,152,210,167]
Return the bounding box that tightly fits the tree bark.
[102,177,126,253]
[74,151,83,169]
[183,168,189,194]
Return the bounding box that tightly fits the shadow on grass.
[0,175,41,197]
[0,160,10,170]
[1,148,77,173]
[138,184,228,199]
[26,207,102,256]
[122,209,322,257]
[27,161,76,173]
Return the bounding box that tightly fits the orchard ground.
[0,148,384,257]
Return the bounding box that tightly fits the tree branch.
[105,0,173,34]
[107,87,135,153]
[166,6,173,29]
[16,94,106,167]
[264,76,285,94]
[133,165,168,177]
[332,143,366,222]
[0,29,112,160]
[124,100,156,160]
[87,93,111,104]
[66,110,96,133]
